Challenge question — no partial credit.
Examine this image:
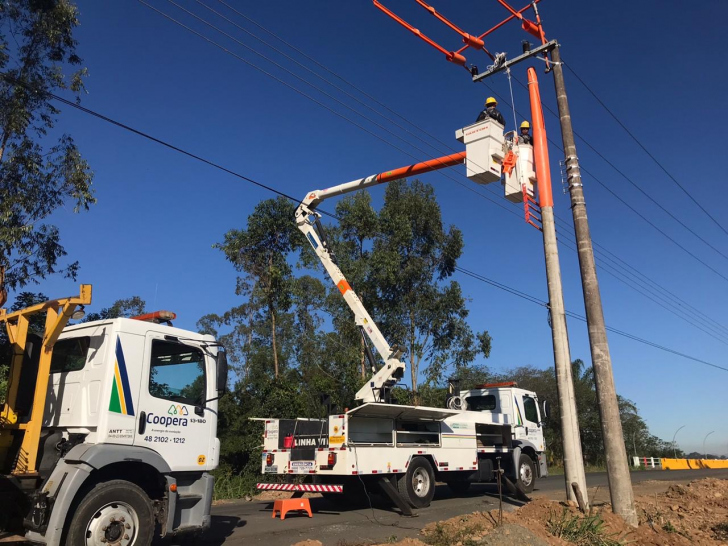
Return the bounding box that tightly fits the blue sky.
[20,0,727,455]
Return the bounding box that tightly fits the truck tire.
[397,457,435,509]
[516,453,536,494]
[446,480,471,495]
[64,479,155,546]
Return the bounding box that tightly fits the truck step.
[177,493,202,503]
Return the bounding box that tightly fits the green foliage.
[82,295,145,322]
[546,508,624,546]
[0,0,94,290]
[205,188,673,494]
[0,291,48,402]
[712,521,728,541]
[490,361,677,466]
[425,521,485,546]
[327,181,491,397]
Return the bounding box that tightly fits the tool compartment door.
[134,333,213,471]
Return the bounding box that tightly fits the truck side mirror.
[542,400,551,421]
[217,350,228,394]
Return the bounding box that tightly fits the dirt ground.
[293,477,728,546]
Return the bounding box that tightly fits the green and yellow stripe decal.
[513,395,523,426]
[109,337,135,416]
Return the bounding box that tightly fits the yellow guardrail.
[661,458,728,470]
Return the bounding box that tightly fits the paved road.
[173,469,728,546]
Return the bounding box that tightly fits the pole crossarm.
[472,40,557,82]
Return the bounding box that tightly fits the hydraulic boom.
[296,152,465,403]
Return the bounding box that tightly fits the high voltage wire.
[477,78,728,284]
[138,0,518,222]
[554,232,728,346]
[552,216,728,339]
[144,0,728,330]
[507,73,728,263]
[209,0,728,336]
[136,2,728,347]
[454,266,728,373]
[2,74,723,374]
[197,2,728,340]
[563,63,728,238]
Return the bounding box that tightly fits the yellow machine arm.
[0,285,92,476]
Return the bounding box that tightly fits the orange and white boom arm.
[296,152,465,403]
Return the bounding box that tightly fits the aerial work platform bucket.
[456,119,505,184]
[504,142,537,203]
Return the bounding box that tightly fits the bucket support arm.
[296,153,465,403]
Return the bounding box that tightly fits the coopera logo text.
[168,404,189,416]
[146,413,188,428]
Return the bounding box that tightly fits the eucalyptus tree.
[0,0,94,294]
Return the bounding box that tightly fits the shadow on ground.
[160,515,244,546]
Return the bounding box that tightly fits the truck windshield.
[467,395,496,411]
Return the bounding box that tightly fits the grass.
[424,521,485,546]
[712,521,728,541]
[546,508,624,546]
[213,470,258,500]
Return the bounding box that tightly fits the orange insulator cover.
[522,19,542,39]
[527,67,553,208]
[502,149,517,175]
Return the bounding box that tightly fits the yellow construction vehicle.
[0,286,227,545]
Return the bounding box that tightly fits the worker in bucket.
[519,121,533,145]
[476,97,505,126]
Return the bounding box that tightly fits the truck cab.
[459,382,548,481]
[1,290,227,546]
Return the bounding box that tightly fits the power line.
[563,62,728,238]
[4,73,722,374]
[138,1,728,345]
[554,233,728,346]
[0,71,337,219]
[552,215,728,338]
[207,3,728,340]
[455,266,728,373]
[477,78,728,284]
[508,73,728,262]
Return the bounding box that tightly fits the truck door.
[520,394,542,447]
[134,334,213,471]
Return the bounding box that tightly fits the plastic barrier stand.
[504,143,537,203]
[456,120,505,185]
[661,458,728,470]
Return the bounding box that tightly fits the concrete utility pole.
[550,44,637,527]
[527,67,588,509]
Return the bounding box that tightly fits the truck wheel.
[397,457,435,508]
[517,453,536,494]
[446,480,471,495]
[64,480,155,546]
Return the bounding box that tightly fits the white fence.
[631,456,662,469]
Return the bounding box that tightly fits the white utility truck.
[0,286,228,546]
[259,121,548,512]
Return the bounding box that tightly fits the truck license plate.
[264,465,278,473]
